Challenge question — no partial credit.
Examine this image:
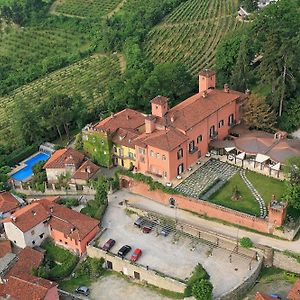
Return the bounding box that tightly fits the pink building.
[88,70,245,181]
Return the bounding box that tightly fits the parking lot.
[95,191,259,298]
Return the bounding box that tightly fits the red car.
[131,248,142,262]
[102,239,115,251]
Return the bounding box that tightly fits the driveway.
[90,275,171,300]
[114,190,300,254]
[99,192,259,298]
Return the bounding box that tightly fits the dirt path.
[90,275,171,300]
[117,53,126,73]
[107,0,127,18]
[49,0,86,19]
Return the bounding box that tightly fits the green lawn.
[59,275,92,292]
[209,173,260,216]
[246,171,285,205]
[208,171,286,216]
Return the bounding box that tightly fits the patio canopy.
[271,162,281,171]
[256,153,270,163]
[236,152,246,160]
[225,147,235,153]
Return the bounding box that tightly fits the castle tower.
[199,69,216,93]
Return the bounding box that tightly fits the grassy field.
[144,0,240,75]
[209,172,260,216]
[0,54,120,138]
[53,0,122,18]
[209,171,285,216]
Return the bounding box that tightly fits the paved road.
[112,191,300,254]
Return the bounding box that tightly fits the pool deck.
[8,151,50,180]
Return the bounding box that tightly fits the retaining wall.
[87,245,186,294]
[120,176,272,234]
[273,251,300,274]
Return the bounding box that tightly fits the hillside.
[144,0,240,75]
[0,54,121,138]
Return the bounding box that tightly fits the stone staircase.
[240,169,267,218]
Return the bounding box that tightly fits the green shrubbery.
[184,264,210,297]
[239,237,253,248]
[57,198,79,208]
[40,239,79,280]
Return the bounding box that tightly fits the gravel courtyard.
[95,192,259,298]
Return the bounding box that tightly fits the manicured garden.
[209,171,285,216]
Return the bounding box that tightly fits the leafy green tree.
[241,0,258,12]
[95,176,108,205]
[192,279,213,300]
[32,160,47,184]
[240,237,253,248]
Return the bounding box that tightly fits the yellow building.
[112,128,138,169]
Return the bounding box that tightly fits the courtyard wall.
[120,175,276,235]
[87,245,186,294]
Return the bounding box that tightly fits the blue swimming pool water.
[11,152,50,181]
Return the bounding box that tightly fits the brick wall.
[120,176,272,234]
[273,251,300,274]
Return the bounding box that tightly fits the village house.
[2,198,100,255]
[43,147,100,187]
[83,70,246,181]
[0,247,59,300]
[0,191,25,221]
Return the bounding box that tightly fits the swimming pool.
[11,152,50,181]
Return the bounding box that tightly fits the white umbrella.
[256,154,270,163]
[236,152,246,160]
[225,147,235,153]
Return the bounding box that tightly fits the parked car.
[118,245,132,258]
[131,248,142,262]
[270,295,281,300]
[75,286,90,296]
[142,225,152,234]
[102,239,115,251]
[160,226,170,237]
[134,217,144,227]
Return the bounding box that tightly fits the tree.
[94,176,108,205]
[284,156,300,183]
[32,160,47,184]
[240,237,253,248]
[284,182,300,210]
[241,0,258,12]
[192,279,213,300]
[241,94,276,131]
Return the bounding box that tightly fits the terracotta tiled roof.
[254,292,276,300]
[111,128,139,149]
[6,247,44,278]
[72,160,100,181]
[136,128,188,151]
[40,200,99,240]
[0,192,20,213]
[287,279,300,300]
[43,148,84,169]
[2,203,49,233]
[168,89,242,131]
[0,240,12,258]
[3,275,56,300]
[94,108,146,133]
[151,96,169,105]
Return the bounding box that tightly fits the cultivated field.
[0,54,121,136]
[53,0,123,18]
[144,0,240,75]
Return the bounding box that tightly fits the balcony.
[189,146,198,155]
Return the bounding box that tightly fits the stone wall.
[87,246,186,294]
[273,251,300,274]
[120,176,273,235]
[220,257,263,300]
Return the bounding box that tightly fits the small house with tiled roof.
[83,70,245,181]
[0,247,59,300]
[2,198,100,256]
[71,160,100,186]
[287,279,300,300]
[43,147,85,183]
[0,192,25,220]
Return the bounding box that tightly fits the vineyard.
[0,54,121,138]
[53,0,122,18]
[0,26,92,93]
[144,0,240,75]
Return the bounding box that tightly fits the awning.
[225,147,235,153]
[236,152,246,160]
[271,162,281,171]
[256,154,270,163]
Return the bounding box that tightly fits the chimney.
[199,69,216,93]
[170,114,175,123]
[87,166,91,174]
[224,84,230,93]
[11,215,16,222]
[126,114,130,120]
[111,112,115,119]
[202,90,208,98]
[245,89,251,95]
[50,207,54,213]
[145,116,156,134]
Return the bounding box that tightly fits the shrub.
[184,264,210,297]
[192,279,213,300]
[57,198,79,208]
[240,237,253,248]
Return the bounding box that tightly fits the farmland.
[0,54,121,137]
[0,25,92,95]
[52,0,123,18]
[144,0,240,75]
